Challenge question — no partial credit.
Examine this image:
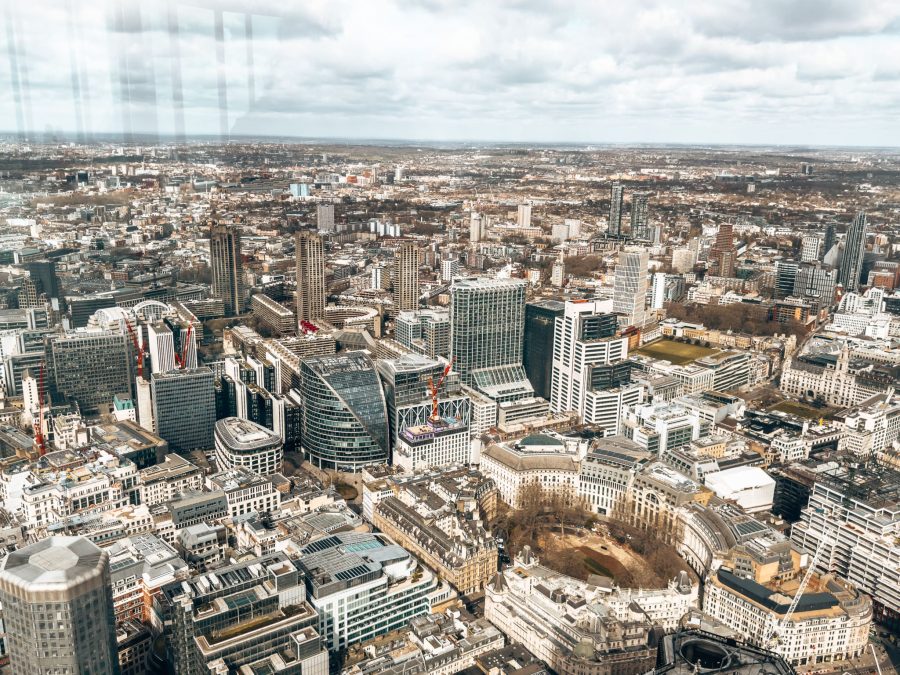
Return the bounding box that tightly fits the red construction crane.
[427,357,455,422]
[33,362,47,455]
[124,319,144,379]
[175,324,194,369]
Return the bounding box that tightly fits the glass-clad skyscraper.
[449,277,533,402]
[838,212,867,292]
[300,351,389,471]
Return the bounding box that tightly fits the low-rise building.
[369,469,497,597]
[206,466,282,517]
[342,610,504,675]
[393,417,470,472]
[295,532,443,651]
[486,548,695,675]
[139,453,204,506]
[480,434,580,508]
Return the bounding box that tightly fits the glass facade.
[450,278,527,386]
[152,367,216,452]
[300,352,389,471]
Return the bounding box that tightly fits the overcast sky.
[3,0,900,146]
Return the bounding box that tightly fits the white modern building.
[213,417,284,476]
[704,466,776,513]
[612,247,649,328]
[393,418,470,472]
[549,299,627,417]
[295,532,442,651]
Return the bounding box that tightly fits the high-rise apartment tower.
[295,231,325,324]
[210,223,244,317]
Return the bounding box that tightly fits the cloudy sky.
[3,0,900,146]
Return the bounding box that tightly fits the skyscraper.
[517,203,532,228]
[317,203,335,232]
[450,277,533,401]
[441,254,460,283]
[295,231,325,324]
[708,222,736,278]
[608,184,624,237]
[613,248,649,328]
[394,242,420,312]
[523,300,565,400]
[210,222,244,317]
[152,367,216,452]
[470,211,483,242]
[650,272,667,310]
[630,193,649,240]
[823,222,836,260]
[550,300,627,417]
[0,536,119,675]
[300,351,389,471]
[147,321,176,374]
[46,330,133,414]
[838,212,867,292]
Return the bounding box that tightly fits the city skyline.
[3,1,900,147]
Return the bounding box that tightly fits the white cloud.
[1,0,899,145]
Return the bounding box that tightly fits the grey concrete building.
[0,536,119,675]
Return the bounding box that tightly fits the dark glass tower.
[630,193,649,240]
[608,184,624,237]
[523,300,565,400]
[837,212,867,292]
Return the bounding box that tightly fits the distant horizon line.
[1,130,899,153]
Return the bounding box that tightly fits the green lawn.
[633,339,718,365]
[768,400,833,420]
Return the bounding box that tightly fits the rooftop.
[0,535,106,592]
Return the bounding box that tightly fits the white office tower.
[136,376,155,432]
[441,255,461,283]
[20,370,39,428]
[470,212,483,243]
[148,321,176,374]
[672,248,696,274]
[651,272,667,310]
[800,235,822,263]
[551,257,565,287]
[565,218,581,238]
[316,203,335,233]
[613,247,649,328]
[178,325,198,370]
[550,300,628,417]
[517,203,532,228]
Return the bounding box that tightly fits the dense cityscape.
[0,138,895,675]
[2,0,900,672]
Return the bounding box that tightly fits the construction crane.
[32,362,47,456]
[762,512,835,649]
[174,324,194,369]
[124,319,144,379]
[427,357,455,423]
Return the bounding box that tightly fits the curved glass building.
[300,351,389,471]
